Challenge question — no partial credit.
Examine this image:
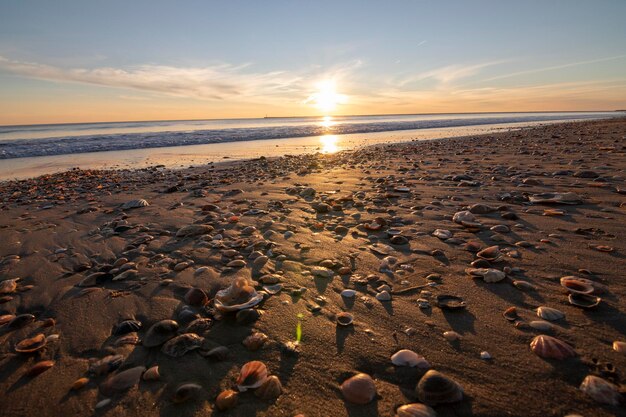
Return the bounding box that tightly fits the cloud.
[397,60,509,87]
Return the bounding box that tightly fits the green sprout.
[296,313,303,343]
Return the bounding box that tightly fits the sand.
[0,117,625,417]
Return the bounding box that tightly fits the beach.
[0,117,625,417]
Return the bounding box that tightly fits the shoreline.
[0,117,625,417]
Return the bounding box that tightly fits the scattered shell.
[512,280,537,291]
[536,306,565,321]
[216,389,238,411]
[236,308,261,325]
[613,341,626,354]
[528,320,555,332]
[143,366,160,381]
[432,229,452,239]
[201,345,230,361]
[336,312,354,326]
[568,293,601,309]
[341,373,377,404]
[95,399,111,409]
[15,333,47,353]
[530,335,576,360]
[255,375,283,400]
[176,224,213,237]
[476,246,502,262]
[443,331,461,342]
[502,307,518,322]
[579,375,621,405]
[311,266,334,278]
[480,351,492,360]
[115,332,139,346]
[416,370,463,406]
[89,354,125,375]
[185,318,213,335]
[7,313,35,328]
[465,268,506,283]
[237,361,269,392]
[560,277,594,295]
[184,288,208,306]
[391,350,430,368]
[243,332,268,351]
[72,377,89,390]
[453,210,482,228]
[161,333,204,357]
[143,320,179,347]
[214,277,263,313]
[529,192,582,205]
[0,278,18,294]
[25,360,55,377]
[341,289,357,298]
[173,383,203,403]
[396,403,437,417]
[120,199,149,210]
[376,290,392,302]
[435,295,466,310]
[113,319,142,335]
[263,284,283,295]
[100,366,146,396]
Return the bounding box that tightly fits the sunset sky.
[1,0,625,125]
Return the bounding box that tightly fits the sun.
[307,79,347,113]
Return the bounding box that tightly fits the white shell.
[341,289,357,298]
[613,341,626,354]
[528,320,555,332]
[432,229,452,239]
[579,375,621,405]
[536,306,565,321]
[443,331,461,342]
[395,403,437,417]
[480,351,492,360]
[120,199,149,210]
[375,290,392,301]
[391,350,430,368]
[466,268,505,283]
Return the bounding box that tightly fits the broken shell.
[416,370,463,406]
[536,306,564,321]
[100,366,146,396]
[115,332,139,346]
[465,268,505,283]
[237,361,269,392]
[435,295,466,310]
[391,349,430,368]
[568,293,601,309]
[72,377,89,390]
[216,389,238,411]
[476,246,502,262]
[502,307,518,322]
[560,277,594,295]
[25,360,55,377]
[579,375,621,405]
[263,284,283,295]
[254,375,283,400]
[336,312,354,326]
[396,403,437,417]
[15,333,47,353]
[530,335,576,360]
[143,365,160,381]
[341,373,377,404]
[161,333,204,357]
[243,332,268,351]
[173,383,202,403]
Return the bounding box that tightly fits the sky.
[0,0,625,125]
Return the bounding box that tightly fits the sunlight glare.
[320,115,335,128]
[320,135,339,153]
[307,79,347,113]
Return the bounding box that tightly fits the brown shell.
[416,370,463,406]
[72,377,89,390]
[15,333,47,353]
[476,246,502,262]
[579,375,621,405]
[396,403,437,417]
[530,335,576,360]
[161,333,204,357]
[25,360,55,377]
[236,361,268,391]
[99,366,146,396]
[242,332,268,351]
[216,389,238,411]
[172,383,202,403]
[254,375,282,400]
[142,365,160,381]
[143,319,179,348]
[184,287,208,306]
[341,373,377,404]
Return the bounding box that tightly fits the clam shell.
[528,320,555,332]
[237,361,269,392]
[560,277,594,295]
[613,341,626,354]
[453,210,482,228]
[536,306,564,321]
[161,333,204,357]
[341,289,357,298]
[120,199,149,210]
[465,268,505,283]
[89,354,125,375]
[432,229,452,239]
[0,278,18,294]
[185,318,213,336]
[391,349,430,368]
[113,319,142,335]
[396,403,437,417]
[25,360,55,377]
[443,331,461,342]
[214,277,263,313]
[476,246,502,262]
[114,332,139,346]
[416,370,463,405]
[579,375,621,405]
[184,287,208,306]
[72,377,89,390]
[336,312,354,326]
[568,293,601,309]
[100,366,146,396]
[435,295,466,310]
[143,319,179,347]
[200,345,230,360]
[7,313,35,328]
[530,335,576,360]
[15,333,47,353]
[173,383,203,403]
[254,375,282,400]
[263,284,283,295]
[142,365,160,381]
[502,307,518,322]
[512,280,537,291]
[216,389,238,411]
[341,373,377,404]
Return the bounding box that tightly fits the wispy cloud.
[397,60,509,87]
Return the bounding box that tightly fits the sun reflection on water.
[320,135,339,153]
[320,115,335,128]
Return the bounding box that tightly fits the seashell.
[237,361,269,392]
[142,365,160,381]
[311,266,334,278]
[89,354,125,375]
[72,377,89,390]
[528,320,555,332]
[396,403,437,417]
[376,290,392,301]
[341,289,357,298]
[480,351,492,360]
[530,335,576,360]
[453,210,482,228]
[25,360,55,377]
[214,277,263,313]
[185,318,213,336]
[529,192,582,205]
[579,375,621,405]
[15,333,47,353]
[476,246,502,262]
[341,373,377,404]
[120,199,149,210]
[560,277,594,295]
[512,280,536,291]
[254,375,282,400]
[536,306,564,321]
[613,341,626,354]
[391,349,430,368]
[184,288,208,306]
[100,366,146,396]
[176,224,213,237]
[336,312,354,326]
[416,370,463,405]
[95,399,111,409]
[243,332,268,351]
[236,308,261,325]
[568,293,601,309]
[435,294,466,310]
[443,331,461,342]
[7,313,35,328]
[200,345,230,360]
[115,332,139,346]
[161,333,204,357]
[216,389,238,411]
[173,383,203,403]
[465,268,505,283]
[502,307,518,322]
[143,319,179,347]
[263,284,283,295]
[112,319,142,335]
[0,278,18,294]
[0,314,16,325]
[432,229,452,240]
[41,318,56,328]
[177,307,199,324]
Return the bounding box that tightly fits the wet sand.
[0,118,625,417]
